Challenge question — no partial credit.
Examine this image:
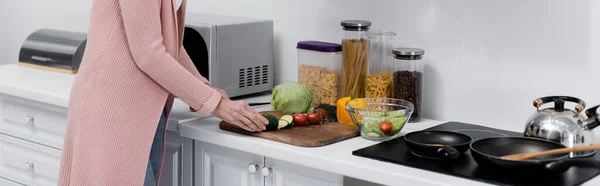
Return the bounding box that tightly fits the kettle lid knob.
[554,99,565,112]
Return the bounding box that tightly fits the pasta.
[366,71,393,98]
[341,39,370,98]
[298,65,339,106]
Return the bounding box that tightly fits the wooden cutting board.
[219,111,360,147]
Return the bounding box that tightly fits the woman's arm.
[118,0,220,116]
[178,47,210,85]
[178,47,229,99]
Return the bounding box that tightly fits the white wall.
[1,0,599,136]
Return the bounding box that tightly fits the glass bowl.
[345,98,414,141]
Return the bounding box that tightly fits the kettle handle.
[584,105,600,129]
[533,96,586,113]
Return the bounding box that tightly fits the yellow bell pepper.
[337,94,366,126]
[337,97,353,125]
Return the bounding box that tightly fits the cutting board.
[219,111,360,147]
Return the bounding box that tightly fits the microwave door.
[182,27,210,82]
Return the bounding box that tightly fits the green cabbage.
[271,82,313,113]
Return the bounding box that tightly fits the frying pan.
[404,130,472,160]
[470,137,600,173]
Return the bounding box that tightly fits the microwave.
[182,13,274,98]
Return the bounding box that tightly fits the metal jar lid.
[341,20,372,31]
[393,48,425,60]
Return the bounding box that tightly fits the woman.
[57,0,268,185]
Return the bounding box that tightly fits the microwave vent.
[239,65,268,88]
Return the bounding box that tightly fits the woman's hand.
[214,99,268,132]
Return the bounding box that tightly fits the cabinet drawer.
[0,94,67,149]
[0,176,25,186]
[0,134,61,186]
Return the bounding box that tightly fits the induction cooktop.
[352,122,600,186]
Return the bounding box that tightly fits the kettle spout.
[582,105,600,130]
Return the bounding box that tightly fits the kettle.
[524,96,600,158]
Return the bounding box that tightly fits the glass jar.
[340,20,371,98]
[297,41,343,107]
[392,48,425,122]
[365,31,396,99]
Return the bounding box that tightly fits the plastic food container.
[297,41,343,107]
[392,48,425,122]
[365,31,396,98]
[345,98,414,141]
[340,20,371,98]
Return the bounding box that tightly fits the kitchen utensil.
[470,137,600,173]
[219,111,359,147]
[524,96,600,158]
[345,98,413,141]
[391,48,425,122]
[365,31,396,99]
[340,20,371,98]
[352,121,600,186]
[297,41,343,107]
[404,130,472,160]
[501,144,600,161]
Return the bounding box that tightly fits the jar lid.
[297,41,342,53]
[341,20,371,31]
[393,48,425,56]
[367,31,397,39]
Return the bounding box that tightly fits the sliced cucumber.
[280,115,293,124]
[278,120,290,129]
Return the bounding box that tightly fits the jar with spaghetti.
[340,20,371,98]
[365,31,396,99]
[392,48,425,123]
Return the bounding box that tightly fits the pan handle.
[545,158,600,171]
[437,146,461,160]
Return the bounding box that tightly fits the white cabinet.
[0,133,61,186]
[0,94,67,150]
[264,157,342,186]
[0,177,25,186]
[194,141,342,186]
[159,130,194,186]
[195,141,264,186]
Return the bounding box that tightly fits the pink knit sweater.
[57,0,220,185]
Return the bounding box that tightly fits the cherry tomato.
[307,112,322,125]
[292,113,308,126]
[379,122,393,135]
[315,108,328,121]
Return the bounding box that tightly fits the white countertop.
[2,64,600,186]
[180,99,600,186]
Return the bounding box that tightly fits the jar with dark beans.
[391,48,425,122]
[393,71,422,122]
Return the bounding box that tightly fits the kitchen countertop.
[2,64,600,186]
[180,97,600,186]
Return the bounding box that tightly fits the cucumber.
[280,115,293,125]
[264,114,279,131]
[278,120,290,129]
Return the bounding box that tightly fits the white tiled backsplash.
[1,0,599,137]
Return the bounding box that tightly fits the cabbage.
[271,82,313,113]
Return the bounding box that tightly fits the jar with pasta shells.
[365,31,396,99]
[297,41,343,107]
[340,20,371,98]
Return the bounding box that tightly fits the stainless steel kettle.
[524,96,600,158]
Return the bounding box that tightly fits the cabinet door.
[0,177,24,186]
[264,157,342,186]
[159,131,193,186]
[195,141,264,186]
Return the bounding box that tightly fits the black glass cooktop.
[352,122,600,186]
